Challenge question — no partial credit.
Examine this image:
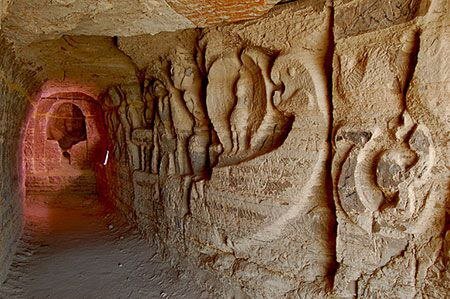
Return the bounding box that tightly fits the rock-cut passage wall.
[99,0,449,297]
[102,3,334,297]
[332,0,449,296]
[0,37,38,283]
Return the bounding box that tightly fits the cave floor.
[0,193,204,298]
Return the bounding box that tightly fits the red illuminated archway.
[23,92,107,196]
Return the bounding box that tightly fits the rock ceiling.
[1,0,285,46]
[0,0,290,96]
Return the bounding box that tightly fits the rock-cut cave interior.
[0,0,448,298]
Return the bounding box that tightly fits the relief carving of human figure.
[103,87,123,160]
[151,79,177,176]
[121,84,145,171]
[171,47,212,179]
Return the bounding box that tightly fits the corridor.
[0,0,447,297]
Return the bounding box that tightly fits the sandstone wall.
[0,0,12,29]
[332,0,449,296]
[0,37,38,283]
[102,2,333,297]
[1,0,285,46]
[97,0,448,297]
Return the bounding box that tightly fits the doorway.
[24,92,107,196]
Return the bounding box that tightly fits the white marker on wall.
[103,150,109,166]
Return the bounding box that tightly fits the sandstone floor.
[0,194,204,298]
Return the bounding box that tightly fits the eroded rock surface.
[0,0,448,297]
[0,36,40,283]
[101,2,335,297]
[1,0,285,46]
[332,0,449,296]
[101,1,448,297]
[166,0,282,26]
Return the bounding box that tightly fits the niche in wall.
[46,102,87,163]
[24,92,107,196]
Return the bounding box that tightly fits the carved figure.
[116,84,141,171]
[207,47,294,167]
[207,51,241,154]
[336,112,435,237]
[103,86,125,159]
[101,47,316,185]
[172,46,212,179]
[131,129,153,172]
[143,84,156,173]
[151,79,177,176]
[160,68,195,177]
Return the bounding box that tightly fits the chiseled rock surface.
[332,0,449,297]
[0,0,448,297]
[102,0,448,297]
[166,0,282,26]
[1,0,284,46]
[1,0,194,46]
[0,0,12,29]
[17,36,137,98]
[0,37,40,284]
[105,1,334,297]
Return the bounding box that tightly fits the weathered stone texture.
[334,0,430,39]
[1,0,285,46]
[0,37,39,283]
[0,0,448,297]
[0,0,12,29]
[101,2,336,297]
[166,0,282,27]
[332,0,449,297]
[1,0,194,46]
[97,0,448,297]
[18,36,137,98]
